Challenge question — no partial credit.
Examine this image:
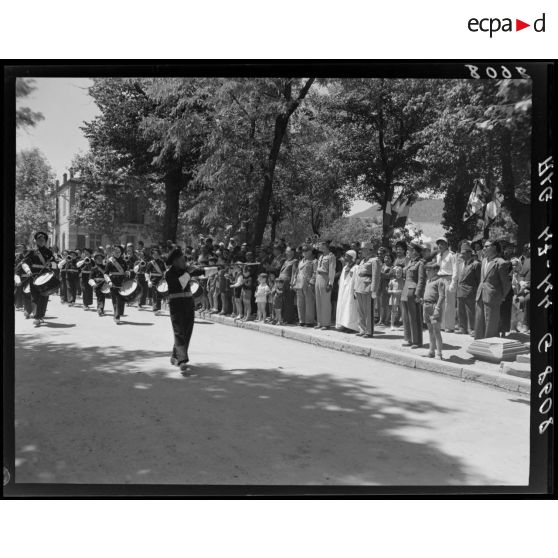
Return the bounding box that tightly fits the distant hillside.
[350,198,445,241]
[350,198,444,223]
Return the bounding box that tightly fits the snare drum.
[188,279,203,299]
[34,271,60,297]
[100,282,111,295]
[14,274,22,287]
[156,279,169,297]
[119,279,141,302]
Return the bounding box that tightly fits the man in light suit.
[456,242,481,335]
[474,240,512,340]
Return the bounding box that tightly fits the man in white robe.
[335,250,359,332]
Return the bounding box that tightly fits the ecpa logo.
[468,13,546,37]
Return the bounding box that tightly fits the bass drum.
[188,279,203,299]
[34,271,60,297]
[156,279,169,297]
[119,279,141,302]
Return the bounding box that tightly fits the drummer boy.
[20,231,55,326]
[89,252,108,316]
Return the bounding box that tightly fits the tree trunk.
[381,205,391,247]
[500,127,530,247]
[251,116,287,247]
[162,168,182,243]
[251,78,315,247]
[270,215,278,243]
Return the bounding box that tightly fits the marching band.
[14,232,216,374]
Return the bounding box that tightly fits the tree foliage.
[16,78,44,129]
[329,78,439,243]
[16,148,55,243]
[74,77,531,248]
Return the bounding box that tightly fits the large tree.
[16,148,56,243]
[421,79,531,247]
[191,78,315,246]
[82,78,209,243]
[330,78,438,244]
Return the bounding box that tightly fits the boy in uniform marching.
[64,250,79,306]
[104,245,128,324]
[77,247,94,310]
[145,247,167,315]
[20,231,56,326]
[14,244,26,311]
[58,249,69,304]
[89,252,108,316]
[165,247,204,374]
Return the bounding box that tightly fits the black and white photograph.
[3,63,553,494]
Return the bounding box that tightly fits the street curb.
[196,312,531,394]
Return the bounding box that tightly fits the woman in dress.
[335,250,359,333]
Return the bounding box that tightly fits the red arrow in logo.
[516,19,530,31]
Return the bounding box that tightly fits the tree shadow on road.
[14,333,506,486]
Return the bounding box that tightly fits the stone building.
[51,173,157,250]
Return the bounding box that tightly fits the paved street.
[14,297,530,485]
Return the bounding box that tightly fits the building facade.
[52,173,157,251]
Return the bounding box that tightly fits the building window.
[77,235,86,249]
[89,234,103,249]
[62,232,66,250]
[123,198,145,224]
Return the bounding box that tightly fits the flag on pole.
[484,186,504,226]
[392,197,410,228]
[383,201,392,228]
[463,179,488,222]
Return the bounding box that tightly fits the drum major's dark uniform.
[165,249,204,368]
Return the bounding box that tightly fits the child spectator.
[255,273,271,321]
[199,276,210,312]
[266,272,276,322]
[271,277,285,325]
[388,265,404,330]
[378,252,393,326]
[230,264,244,318]
[423,262,446,360]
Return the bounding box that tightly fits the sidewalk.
[196,311,531,394]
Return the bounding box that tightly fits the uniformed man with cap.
[164,247,204,374]
[20,231,55,326]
